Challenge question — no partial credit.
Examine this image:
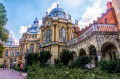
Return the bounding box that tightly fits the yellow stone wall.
[112,0,120,29]
[0,46,20,67]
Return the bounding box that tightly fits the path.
[0,68,25,79]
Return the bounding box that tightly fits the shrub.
[27,65,120,79]
[60,49,73,66]
[26,53,39,66]
[0,64,3,68]
[99,58,120,73]
[69,55,92,68]
[38,50,52,66]
[14,65,28,72]
[54,58,60,65]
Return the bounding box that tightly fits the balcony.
[67,23,117,46]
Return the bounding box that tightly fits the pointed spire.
[34,17,39,24]
[57,0,59,8]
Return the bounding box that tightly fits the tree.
[0,3,8,42]
[60,49,73,66]
[0,3,8,57]
[26,53,39,66]
[0,44,4,57]
[38,50,52,66]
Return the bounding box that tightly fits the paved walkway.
[0,68,25,79]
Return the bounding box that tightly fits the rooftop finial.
[57,0,59,8]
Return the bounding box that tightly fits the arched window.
[15,50,18,56]
[30,44,34,53]
[105,18,108,23]
[72,32,74,39]
[59,28,66,42]
[5,50,8,56]
[14,59,16,62]
[12,50,15,56]
[45,29,51,43]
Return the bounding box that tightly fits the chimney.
[97,17,100,20]
[101,13,104,16]
[106,2,113,11]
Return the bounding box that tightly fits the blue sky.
[0,0,111,44]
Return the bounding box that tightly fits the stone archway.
[89,45,98,68]
[72,51,77,61]
[101,42,118,59]
[79,48,86,56]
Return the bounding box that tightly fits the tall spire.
[57,0,59,8]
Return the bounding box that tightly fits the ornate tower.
[112,0,120,29]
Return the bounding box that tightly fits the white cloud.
[10,30,15,35]
[19,26,27,34]
[47,2,57,14]
[78,0,101,29]
[61,0,84,7]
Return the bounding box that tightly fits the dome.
[49,5,67,19]
[27,18,39,33]
[5,36,15,46]
[27,27,38,33]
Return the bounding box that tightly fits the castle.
[0,1,120,67]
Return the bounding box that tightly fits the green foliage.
[0,44,4,57]
[99,58,120,73]
[27,65,120,79]
[38,50,52,66]
[0,3,8,57]
[0,3,8,42]
[0,64,3,68]
[26,53,39,66]
[60,49,73,66]
[14,65,27,72]
[69,55,92,68]
[54,58,60,65]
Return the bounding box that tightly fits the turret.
[106,2,113,11]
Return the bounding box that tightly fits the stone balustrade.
[67,23,117,46]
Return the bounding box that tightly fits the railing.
[67,23,117,46]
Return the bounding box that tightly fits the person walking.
[11,64,14,72]
[20,63,23,74]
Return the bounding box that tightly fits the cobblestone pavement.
[0,68,24,79]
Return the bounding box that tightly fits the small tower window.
[29,35,31,38]
[59,28,66,42]
[30,44,34,53]
[105,18,108,23]
[32,36,34,38]
[45,29,51,43]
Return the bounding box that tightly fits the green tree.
[0,44,4,57]
[38,50,52,66]
[0,3,8,57]
[26,53,39,66]
[60,49,73,66]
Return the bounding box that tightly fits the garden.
[14,49,120,79]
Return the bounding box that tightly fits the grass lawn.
[27,65,120,79]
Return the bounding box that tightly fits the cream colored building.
[0,36,19,67]
[1,1,120,66]
[19,5,77,64]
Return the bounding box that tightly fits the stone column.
[96,50,102,61]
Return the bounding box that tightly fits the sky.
[0,0,111,44]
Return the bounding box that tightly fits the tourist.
[20,63,23,74]
[11,64,14,72]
